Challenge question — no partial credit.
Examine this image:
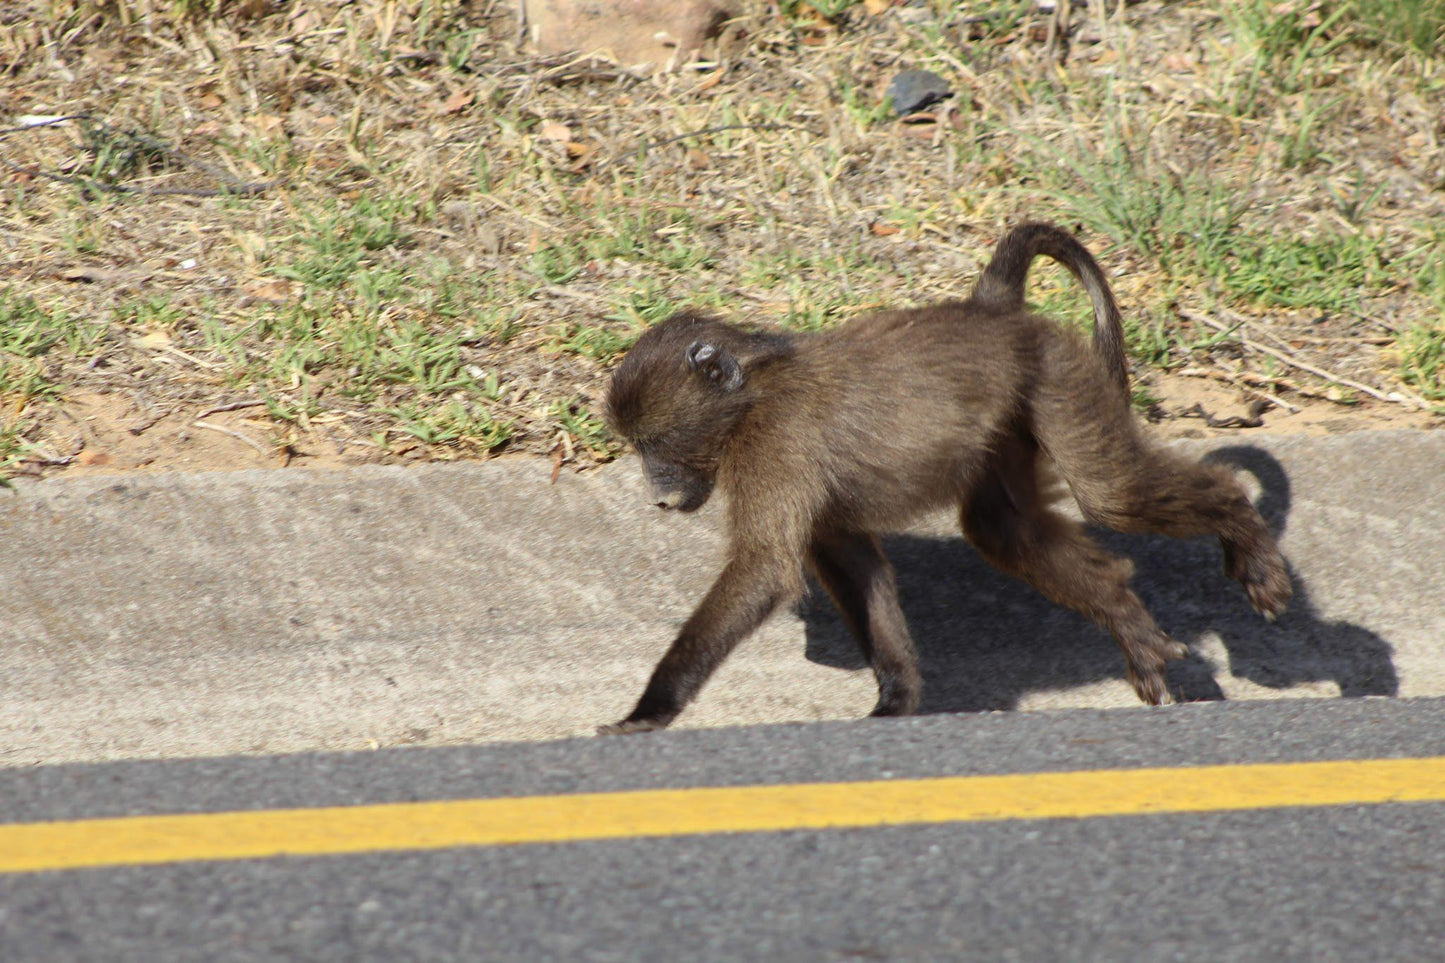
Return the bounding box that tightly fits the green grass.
[1221,231,1386,312]
[9,0,1444,480]
[0,290,110,478]
[0,291,108,400]
[1031,127,1250,280]
[780,0,864,22]
[1398,323,1445,404]
[550,400,615,456]
[271,195,417,289]
[1397,226,1445,405]
[1221,2,1352,103]
[383,398,513,451]
[1349,0,1445,54]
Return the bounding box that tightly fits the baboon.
[601,222,1291,734]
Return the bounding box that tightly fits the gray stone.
[886,69,951,115]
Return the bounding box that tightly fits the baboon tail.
[972,222,1130,393]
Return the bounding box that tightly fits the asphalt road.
[3,697,1445,962]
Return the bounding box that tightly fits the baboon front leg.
[600,555,796,735]
[963,466,1187,705]
[809,534,922,717]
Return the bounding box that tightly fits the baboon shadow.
[802,446,1399,713]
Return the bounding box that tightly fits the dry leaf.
[199,91,224,109]
[131,331,173,351]
[694,69,726,92]
[242,278,296,303]
[60,266,123,284]
[442,88,475,114]
[540,121,572,143]
[869,221,900,236]
[864,0,892,13]
[685,148,710,170]
[289,8,316,32]
[565,142,595,172]
[77,450,111,467]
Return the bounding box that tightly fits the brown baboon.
[601,222,1291,734]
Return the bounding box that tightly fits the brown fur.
[601,222,1291,734]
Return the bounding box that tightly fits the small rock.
[886,69,951,116]
[523,0,739,72]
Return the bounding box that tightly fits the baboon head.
[607,311,790,512]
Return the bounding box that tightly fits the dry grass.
[2,0,1443,480]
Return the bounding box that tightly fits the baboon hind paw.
[597,717,670,736]
[1227,544,1293,621]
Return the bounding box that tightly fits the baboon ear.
[684,340,745,392]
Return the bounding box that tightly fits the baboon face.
[636,445,714,512]
[607,313,756,513]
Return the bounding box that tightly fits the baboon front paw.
[868,675,922,718]
[596,718,669,736]
[1126,668,1172,706]
[1126,635,1186,705]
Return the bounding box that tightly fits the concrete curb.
[2,430,1441,767]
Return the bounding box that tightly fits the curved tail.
[971,222,1130,393]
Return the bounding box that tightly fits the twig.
[196,399,266,419]
[1176,366,1301,413]
[193,420,273,456]
[1180,400,1267,429]
[1179,309,1427,409]
[604,123,813,169]
[0,115,282,197]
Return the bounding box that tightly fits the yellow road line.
[3,756,1443,875]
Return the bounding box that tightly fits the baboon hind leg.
[1031,339,1292,618]
[809,533,922,717]
[962,438,1187,705]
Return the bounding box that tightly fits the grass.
[1351,0,1445,53]
[1,0,1443,479]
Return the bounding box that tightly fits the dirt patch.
[44,390,378,478]
[36,371,1433,484]
[1144,373,1438,443]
